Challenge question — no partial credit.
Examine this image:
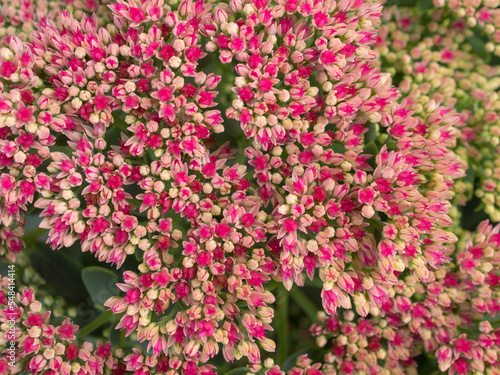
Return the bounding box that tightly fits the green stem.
[23,228,48,247]
[290,287,320,323]
[277,286,289,366]
[78,310,113,338]
[118,328,127,348]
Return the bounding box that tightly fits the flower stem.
[290,287,320,323]
[277,286,289,365]
[78,310,113,338]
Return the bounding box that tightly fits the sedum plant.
[0,0,499,374]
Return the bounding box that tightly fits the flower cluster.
[211,0,463,321]
[433,0,500,57]
[0,38,57,262]
[0,275,211,375]
[27,2,277,371]
[0,0,499,374]
[0,0,111,42]
[1,276,330,374]
[311,220,500,375]
[375,2,500,221]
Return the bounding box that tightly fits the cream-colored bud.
[28,326,42,338]
[1,48,14,61]
[79,90,91,101]
[89,113,100,124]
[124,81,136,93]
[279,90,290,102]
[138,263,149,273]
[361,205,375,218]
[71,97,83,110]
[285,194,298,205]
[72,363,81,373]
[223,242,234,252]
[322,82,333,92]
[316,335,327,347]
[226,22,239,35]
[169,56,182,68]
[206,41,217,52]
[61,190,74,200]
[232,98,244,110]
[75,47,86,59]
[243,3,255,15]
[172,229,183,241]
[206,240,217,252]
[234,77,246,87]
[43,348,55,360]
[263,358,274,368]
[13,151,26,164]
[139,315,151,326]
[277,204,290,215]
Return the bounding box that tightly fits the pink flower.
[15,107,33,122]
[283,219,298,233]
[129,7,145,22]
[1,61,16,77]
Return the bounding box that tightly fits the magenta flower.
[0,0,499,374]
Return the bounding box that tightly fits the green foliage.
[81,266,120,307]
[468,33,492,63]
[224,368,250,375]
[289,287,320,323]
[385,0,418,6]
[0,260,12,276]
[28,244,88,305]
[78,311,114,338]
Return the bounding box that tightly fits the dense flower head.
[206,0,465,323]
[25,0,277,370]
[375,2,500,222]
[0,0,499,374]
[309,219,500,375]
[0,0,111,42]
[0,37,57,262]
[432,0,500,57]
[0,275,330,375]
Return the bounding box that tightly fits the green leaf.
[0,261,13,277]
[467,34,491,63]
[330,141,346,154]
[135,248,143,263]
[81,266,120,306]
[198,53,215,71]
[415,354,440,375]
[109,316,126,347]
[418,0,433,12]
[485,313,500,325]
[225,367,249,375]
[23,228,47,246]
[266,280,281,292]
[24,214,44,235]
[29,244,88,305]
[289,287,320,323]
[460,196,490,230]
[364,122,377,144]
[368,218,384,244]
[364,141,379,156]
[305,278,324,289]
[276,286,290,366]
[364,142,379,170]
[78,310,114,338]
[385,0,416,5]
[158,304,180,326]
[464,166,476,200]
